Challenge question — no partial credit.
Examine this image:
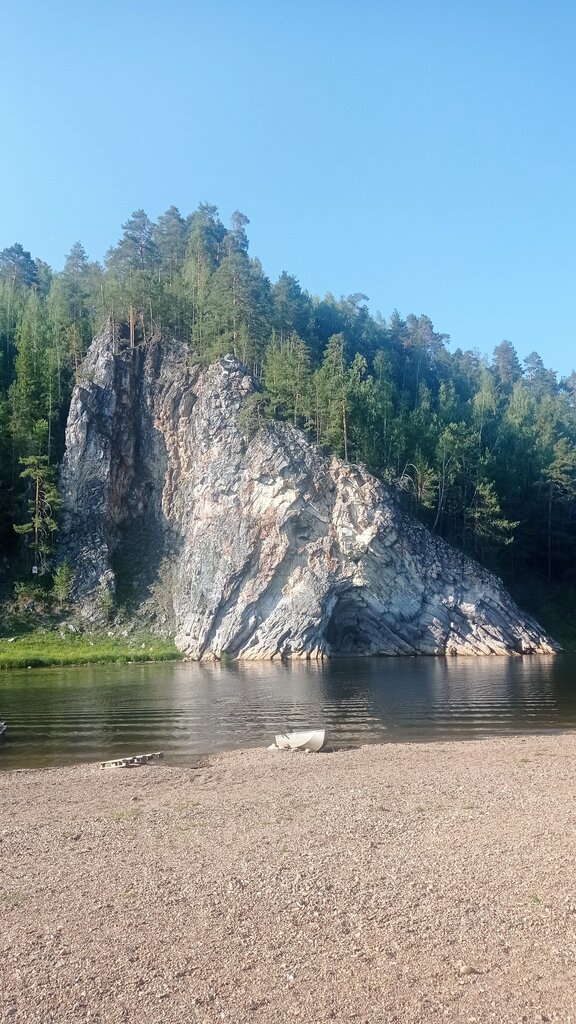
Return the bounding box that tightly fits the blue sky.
[1,0,575,376]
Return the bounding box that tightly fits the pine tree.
[543,438,576,582]
[314,334,350,459]
[9,291,51,455]
[468,478,518,561]
[263,333,312,425]
[272,272,312,342]
[153,206,188,285]
[105,211,165,334]
[52,560,74,607]
[107,210,159,274]
[493,340,522,389]
[181,204,226,354]
[14,452,60,571]
[0,244,37,288]
[204,252,272,369]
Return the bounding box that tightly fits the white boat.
[0,722,6,738]
[274,729,327,752]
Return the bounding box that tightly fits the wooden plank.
[99,751,164,769]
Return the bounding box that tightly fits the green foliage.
[52,560,74,607]
[272,272,312,341]
[204,249,272,367]
[0,630,181,669]
[468,480,519,558]
[10,291,52,452]
[237,392,269,439]
[14,454,60,569]
[107,209,159,275]
[263,332,312,425]
[13,580,51,610]
[0,244,37,289]
[153,206,188,285]
[1,200,576,617]
[98,589,115,622]
[313,333,350,457]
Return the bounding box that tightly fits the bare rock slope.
[60,327,557,659]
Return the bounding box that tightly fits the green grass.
[0,630,182,669]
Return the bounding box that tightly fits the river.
[1,654,576,770]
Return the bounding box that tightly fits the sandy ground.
[1,734,576,1024]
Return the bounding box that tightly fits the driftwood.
[100,751,164,769]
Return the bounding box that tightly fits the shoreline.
[3,723,576,773]
[0,630,181,670]
[2,732,576,1023]
[1,643,571,671]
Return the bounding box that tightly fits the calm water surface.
[1,655,576,770]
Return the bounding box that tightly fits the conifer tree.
[263,332,312,425]
[314,334,350,459]
[0,244,37,289]
[14,450,60,571]
[543,438,576,581]
[181,204,225,354]
[9,291,51,455]
[272,272,312,342]
[153,206,188,285]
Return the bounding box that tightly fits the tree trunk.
[34,473,40,566]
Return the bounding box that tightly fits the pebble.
[1,734,575,1023]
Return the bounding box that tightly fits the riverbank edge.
[2,726,576,776]
[0,630,181,670]
[0,629,572,670]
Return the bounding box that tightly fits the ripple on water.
[0,654,575,769]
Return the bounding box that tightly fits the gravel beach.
[1,733,576,1024]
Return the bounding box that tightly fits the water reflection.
[0,654,575,770]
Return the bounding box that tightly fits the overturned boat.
[274,729,327,752]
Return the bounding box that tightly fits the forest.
[1,204,575,633]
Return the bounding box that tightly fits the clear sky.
[1,0,574,376]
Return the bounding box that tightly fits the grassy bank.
[0,630,182,669]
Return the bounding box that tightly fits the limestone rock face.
[60,327,558,658]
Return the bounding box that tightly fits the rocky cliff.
[59,327,558,658]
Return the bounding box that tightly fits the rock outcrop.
[60,326,558,658]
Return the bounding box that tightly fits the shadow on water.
[1,654,575,769]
